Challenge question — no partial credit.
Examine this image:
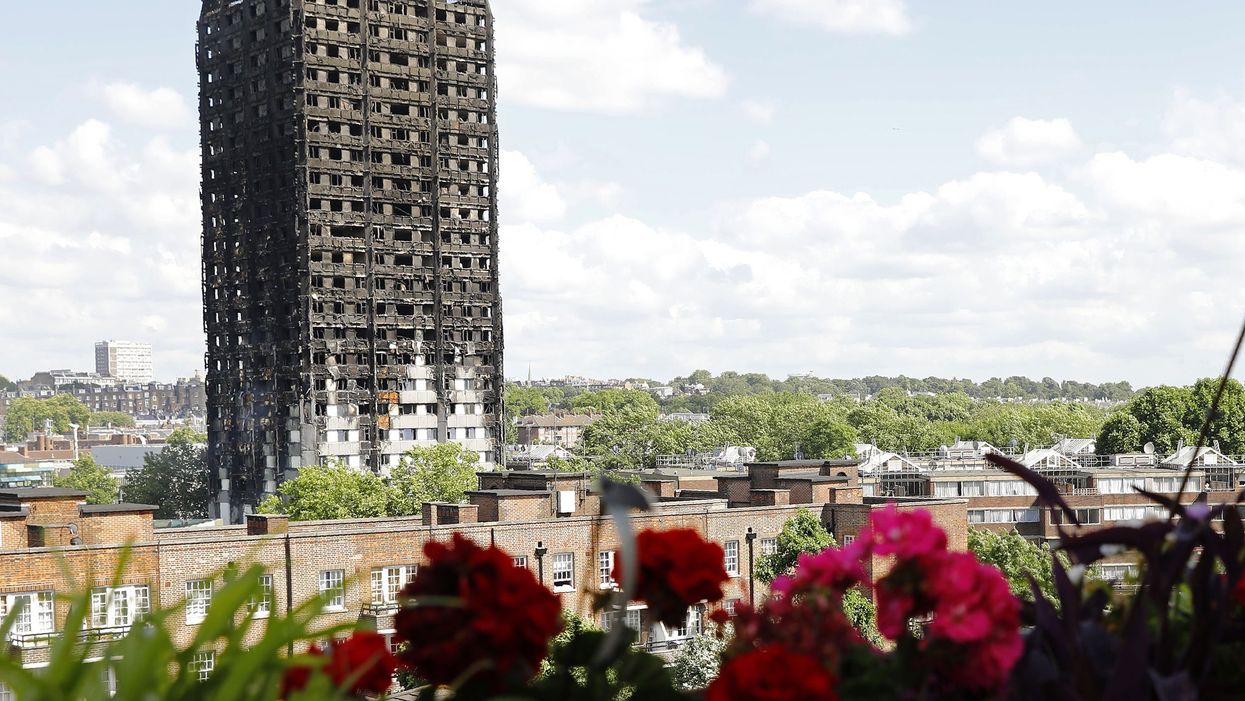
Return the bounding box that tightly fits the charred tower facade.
[198,0,502,523]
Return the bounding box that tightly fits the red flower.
[1234,575,1245,609]
[394,533,562,689]
[281,632,398,698]
[707,645,839,701]
[613,528,729,627]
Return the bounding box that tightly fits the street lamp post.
[745,527,757,607]
[535,541,548,585]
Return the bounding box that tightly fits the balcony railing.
[7,631,57,649]
[361,602,400,616]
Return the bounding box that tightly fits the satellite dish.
[1143,442,1156,455]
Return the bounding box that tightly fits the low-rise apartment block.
[0,461,967,676]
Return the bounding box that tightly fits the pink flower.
[862,506,947,560]
[774,543,867,597]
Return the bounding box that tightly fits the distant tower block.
[198,0,503,523]
[95,341,154,385]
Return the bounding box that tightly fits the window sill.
[322,606,347,613]
[553,585,575,594]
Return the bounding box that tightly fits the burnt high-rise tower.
[198,0,501,523]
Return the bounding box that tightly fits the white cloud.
[747,140,771,162]
[976,117,1082,167]
[0,115,204,379]
[494,0,728,113]
[100,83,194,130]
[500,150,567,223]
[749,0,912,35]
[1081,151,1245,229]
[741,99,776,124]
[1164,87,1245,164]
[500,144,1245,384]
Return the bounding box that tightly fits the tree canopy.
[123,430,209,519]
[0,374,15,392]
[260,462,391,521]
[387,443,479,514]
[89,411,136,429]
[1094,379,1245,455]
[967,528,1081,602]
[263,444,482,521]
[755,509,836,584]
[3,395,91,442]
[52,455,119,505]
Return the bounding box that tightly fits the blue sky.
[2,0,1245,386]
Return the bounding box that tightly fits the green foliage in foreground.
[0,553,352,701]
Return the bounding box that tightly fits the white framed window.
[600,608,643,632]
[91,585,150,628]
[320,570,346,610]
[598,551,615,589]
[968,508,1040,524]
[102,664,117,697]
[370,565,418,604]
[0,591,55,638]
[670,605,703,638]
[185,580,212,625]
[843,535,856,545]
[512,555,528,569]
[250,574,273,618]
[759,538,777,558]
[0,682,13,701]
[724,541,740,576]
[191,651,215,681]
[552,553,574,592]
[723,599,739,617]
[1097,563,1139,581]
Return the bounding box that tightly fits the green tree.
[755,509,836,584]
[710,394,831,460]
[3,395,92,442]
[88,411,136,429]
[1127,385,1196,454]
[52,455,119,505]
[387,443,480,514]
[505,385,553,417]
[968,527,1070,602]
[260,462,391,521]
[1097,411,1144,454]
[800,415,858,459]
[123,430,209,520]
[0,373,15,391]
[570,389,659,417]
[1188,377,1245,454]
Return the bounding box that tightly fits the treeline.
[1098,379,1245,455]
[506,386,1107,470]
[518,371,1133,415]
[2,395,137,442]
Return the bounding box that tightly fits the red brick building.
[0,461,967,681]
